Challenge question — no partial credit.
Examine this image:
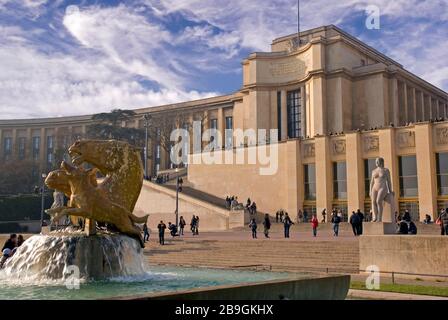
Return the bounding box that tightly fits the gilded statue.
[45,140,148,247]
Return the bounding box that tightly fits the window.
[3,137,12,160]
[18,137,26,160]
[225,116,233,149]
[333,162,347,199]
[399,155,418,198]
[436,153,448,196]
[364,159,377,198]
[287,90,301,139]
[304,164,316,200]
[210,119,218,130]
[277,91,282,141]
[47,136,54,166]
[32,136,40,160]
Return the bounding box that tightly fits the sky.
[0,0,447,119]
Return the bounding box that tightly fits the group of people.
[1,234,24,269]
[152,215,200,245]
[245,198,257,215]
[225,196,242,210]
[349,210,365,237]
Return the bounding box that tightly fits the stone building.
[1,25,447,221]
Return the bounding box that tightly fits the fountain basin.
[1,232,145,281]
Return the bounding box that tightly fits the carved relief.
[332,140,346,155]
[397,131,416,148]
[303,143,315,158]
[364,136,379,152]
[436,128,448,145]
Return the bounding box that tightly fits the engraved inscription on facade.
[269,59,306,78]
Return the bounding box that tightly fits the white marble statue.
[370,157,395,222]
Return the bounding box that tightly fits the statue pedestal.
[363,222,397,235]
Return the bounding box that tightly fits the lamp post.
[175,168,183,227]
[40,173,47,229]
[143,114,151,180]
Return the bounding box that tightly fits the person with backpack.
[283,213,294,238]
[263,214,271,238]
[249,218,257,239]
[331,212,341,237]
[311,214,319,237]
[356,209,365,235]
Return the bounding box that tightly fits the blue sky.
[0,0,447,119]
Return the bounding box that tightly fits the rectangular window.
[436,153,448,196]
[3,137,12,160]
[18,137,26,160]
[277,91,282,141]
[47,136,54,166]
[287,90,301,139]
[304,164,316,200]
[399,155,418,198]
[32,136,40,161]
[225,116,233,149]
[333,162,347,199]
[210,119,218,130]
[364,159,377,198]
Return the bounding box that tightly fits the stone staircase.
[145,238,360,274]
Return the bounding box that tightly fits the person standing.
[356,209,365,235]
[275,211,279,223]
[143,223,150,243]
[303,210,308,223]
[157,221,166,245]
[279,211,284,223]
[331,213,341,237]
[249,218,257,239]
[190,215,197,235]
[297,210,303,223]
[438,208,448,236]
[311,214,319,237]
[179,216,186,236]
[349,211,360,236]
[283,213,294,238]
[263,214,271,238]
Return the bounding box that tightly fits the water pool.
[0,265,295,300]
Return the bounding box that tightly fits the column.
[391,78,399,126]
[346,132,364,213]
[412,87,417,122]
[286,140,302,215]
[378,128,399,222]
[280,90,287,141]
[217,108,225,149]
[301,85,307,138]
[315,136,332,217]
[415,123,437,221]
[403,82,408,123]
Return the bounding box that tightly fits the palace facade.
[1,25,447,221]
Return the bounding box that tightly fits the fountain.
[0,140,350,300]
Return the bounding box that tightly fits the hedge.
[0,194,52,222]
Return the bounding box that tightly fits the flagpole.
[297,0,300,44]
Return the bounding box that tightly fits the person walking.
[331,213,341,237]
[157,221,166,245]
[143,223,150,243]
[263,214,271,238]
[311,214,319,237]
[283,213,294,238]
[349,211,360,236]
[321,209,327,223]
[195,216,200,235]
[179,216,186,236]
[249,218,257,239]
[190,215,197,235]
[275,211,279,223]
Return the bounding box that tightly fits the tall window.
[436,153,448,196]
[3,137,12,160]
[47,136,54,167]
[304,164,316,200]
[210,119,218,148]
[225,116,233,149]
[210,119,218,130]
[18,137,26,160]
[277,91,282,141]
[333,162,347,199]
[287,90,301,139]
[32,136,40,160]
[399,155,418,197]
[364,159,377,198]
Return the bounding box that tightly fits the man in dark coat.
[2,234,17,251]
[157,221,167,245]
[356,209,365,235]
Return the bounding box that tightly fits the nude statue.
[370,157,394,222]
